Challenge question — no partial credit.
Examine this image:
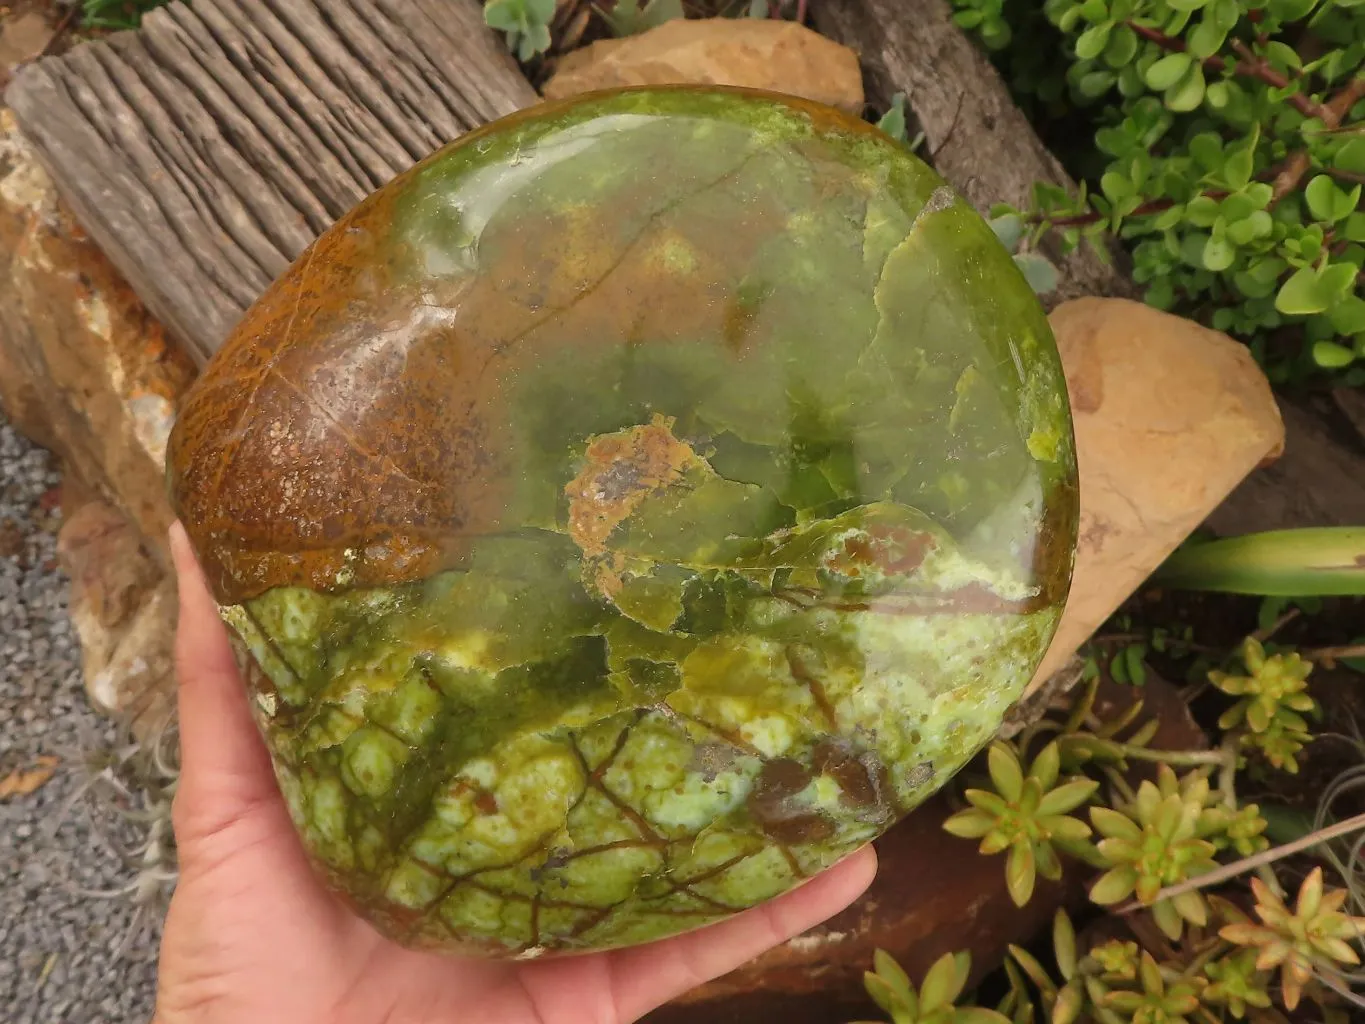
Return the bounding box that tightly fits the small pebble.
[0,412,160,1023]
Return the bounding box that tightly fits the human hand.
[154,522,878,1024]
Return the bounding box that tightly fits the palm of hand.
[155,524,877,1024]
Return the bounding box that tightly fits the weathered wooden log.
[813,0,1135,306]
[4,0,537,366]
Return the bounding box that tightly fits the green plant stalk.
[1152,528,1365,596]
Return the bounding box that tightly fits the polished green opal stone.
[167,87,1078,957]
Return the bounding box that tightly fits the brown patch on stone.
[747,757,836,843]
[811,739,890,813]
[564,415,702,597]
[821,523,935,579]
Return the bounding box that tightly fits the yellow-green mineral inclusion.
[191,88,1077,957]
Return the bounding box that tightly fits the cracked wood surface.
[813,0,1138,307]
[4,0,538,367]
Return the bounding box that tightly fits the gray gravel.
[1,413,161,1024]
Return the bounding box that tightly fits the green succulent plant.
[1088,765,1222,940]
[1100,952,1202,1024]
[1210,637,1318,773]
[1220,866,1365,1011]
[943,741,1100,906]
[858,949,1009,1024]
[1201,947,1272,1019]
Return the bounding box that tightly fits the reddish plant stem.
[1127,21,1323,119]
[1273,73,1365,203]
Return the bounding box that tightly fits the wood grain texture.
[5,0,538,366]
[813,0,1136,306]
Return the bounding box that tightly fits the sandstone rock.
[1027,298,1285,689]
[56,501,176,740]
[0,107,195,566]
[542,19,864,114]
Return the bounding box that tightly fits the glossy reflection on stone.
[167,86,1079,957]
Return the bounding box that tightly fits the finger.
[525,845,878,1024]
[169,521,279,837]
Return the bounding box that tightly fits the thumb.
[169,521,281,846]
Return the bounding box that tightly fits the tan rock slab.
[56,501,176,741]
[0,107,195,565]
[543,18,864,114]
[1028,298,1285,689]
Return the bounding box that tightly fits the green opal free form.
[167,87,1079,957]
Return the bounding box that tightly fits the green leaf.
[1277,266,1338,315]
[1029,741,1061,790]
[1313,340,1356,368]
[1144,52,1193,91]
[1075,20,1114,59]
[876,93,909,144]
[1263,40,1304,70]
[1078,70,1118,98]
[1006,838,1037,907]
[1015,252,1060,294]
[1305,175,1356,223]
[1228,210,1272,245]
[1037,779,1100,816]
[1336,138,1365,175]
[1185,194,1221,227]
[1103,24,1138,67]
[920,951,966,1013]
[873,948,916,1006]
[1330,295,1365,334]
[989,743,1025,803]
[1206,80,1230,108]
[1203,235,1236,271]
[990,214,1025,252]
[1268,0,1318,21]
[1124,643,1147,686]
[1187,17,1227,58]
[1090,865,1138,904]
[602,0,684,37]
[1165,66,1206,112]
[1223,143,1255,190]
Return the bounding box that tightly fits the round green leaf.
[990,213,1025,252]
[1078,70,1117,98]
[1014,252,1061,295]
[1188,131,1224,170]
[1276,266,1336,315]
[1206,80,1231,108]
[1203,235,1236,271]
[1165,66,1207,112]
[1312,340,1356,368]
[1268,0,1319,19]
[1329,295,1365,335]
[1335,138,1365,175]
[1145,52,1194,91]
[1187,18,1227,59]
[1305,175,1347,223]
[1075,21,1114,60]
[1228,210,1273,245]
[1103,24,1138,67]
[1185,195,1221,227]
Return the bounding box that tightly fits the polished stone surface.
[167,87,1078,956]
